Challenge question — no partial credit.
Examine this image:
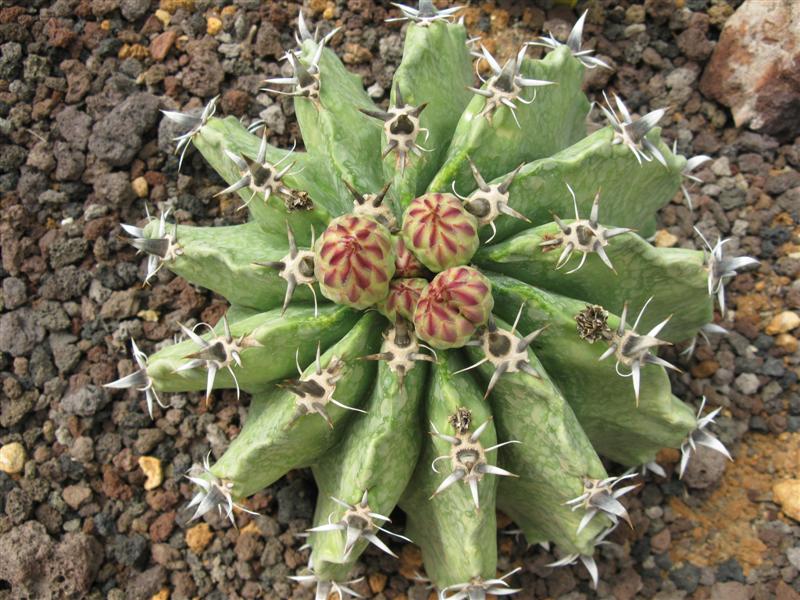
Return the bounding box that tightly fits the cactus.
[106,5,759,597]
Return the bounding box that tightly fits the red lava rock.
[221,89,250,116]
[612,567,643,600]
[83,215,115,241]
[650,527,672,554]
[181,38,225,97]
[60,59,92,104]
[149,29,177,61]
[777,581,800,600]
[145,489,180,512]
[700,1,800,140]
[0,522,103,597]
[102,464,133,500]
[148,511,176,543]
[46,18,78,49]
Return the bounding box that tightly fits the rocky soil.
[0,0,799,599]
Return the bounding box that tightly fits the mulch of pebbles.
[0,0,798,599]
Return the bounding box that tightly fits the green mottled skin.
[295,41,385,197]
[489,275,697,466]
[399,352,497,588]
[142,221,315,312]
[310,352,428,580]
[464,321,609,555]
[429,46,588,196]
[386,21,474,211]
[486,127,686,243]
[197,116,348,218]
[475,225,712,341]
[192,118,331,245]
[209,312,381,497]
[146,305,357,394]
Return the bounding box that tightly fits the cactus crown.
[105,3,758,597]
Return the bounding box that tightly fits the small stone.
[132,176,149,198]
[186,523,213,554]
[138,456,163,490]
[62,483,92,509]
[654,230,678,247]
[149,30,177,62]
[0,442,26,474]
[710,581,748,600]
[735,372,760,394]
[61,385,110,417]
[651,527,671,554]
[683,444,727,489]
[154,9,171,25]
[691,360,719,378]
[151,590,170,600]
[766,311,800,335]
[625,4,646,23]
[121,0,150,20]
[787,547,800,570]
[670,563,701,593]
[259,104,285,135]
[774,480,800,521]
[368,573,387,594]
[206,16,222,35]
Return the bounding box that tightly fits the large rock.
[700,1,800,140]
[88,92,159,166]
[0,521,103,597]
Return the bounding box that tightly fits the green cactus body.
[475,225,713,341]
[207,312,381,498]
[294,39,385,198]
[463,321,610,555]
[385,21,474,210]
[141,221,315,311]
[486,127,685,244]
[145,305,356,394]
[400,352,498,588]
[309,352,429,579]
[109,7,753,596]
[428,45,589,196]
[489,274,698,466]
[192,117,332,244]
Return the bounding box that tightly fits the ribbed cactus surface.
[107,4,758,598]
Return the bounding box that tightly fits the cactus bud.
[393,235,426,278]
[413,266,493,349]
[314,215,395,309]
[402,193,479,273]
[377,278,428,322]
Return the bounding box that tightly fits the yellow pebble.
[207,16,223,36]
[186,522,214,553]
[132,176,149,199]
[766,311,800,335]
[138,456,163,490]
[151,590,170,600]
[654,229,678,248]
[154,9,171,26]
[137,309,160,323]
[0,442,25,474]
[773,479,800,522]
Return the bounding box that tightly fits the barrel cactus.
[107,4,758,597]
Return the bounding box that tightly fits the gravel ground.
[0,0,799,599]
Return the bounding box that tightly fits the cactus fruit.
[106,5,759,597]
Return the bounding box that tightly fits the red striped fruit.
[401,193,479,272]
[314,215,395,309]
[413,266,493,349]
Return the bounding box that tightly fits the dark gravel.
[1,0,799,599]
